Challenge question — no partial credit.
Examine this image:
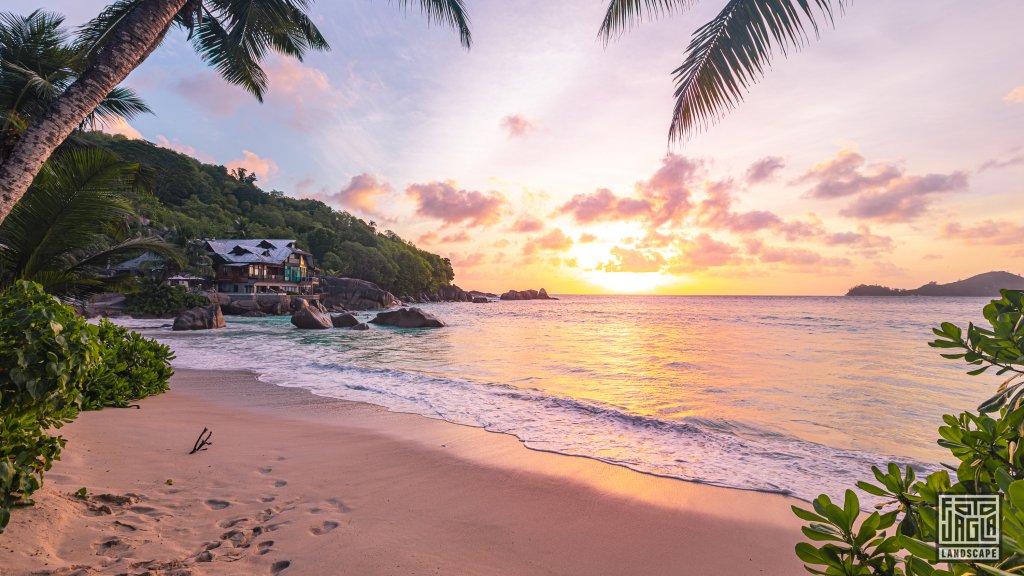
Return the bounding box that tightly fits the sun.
[583,270,671,294]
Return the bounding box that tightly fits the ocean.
[117,295,998,502]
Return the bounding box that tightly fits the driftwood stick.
[189,427,212,454]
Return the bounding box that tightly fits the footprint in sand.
[259,466,273,474]
[326,498,352,513]
[260,495,277,503]
[310,520,339,536]
[218,516,248,529]
[205,499,231,510]
[257,508,275,522]
[274,480,288,488]
[257,540,275,556]
[94,537,132,556]
[271,560,291,575]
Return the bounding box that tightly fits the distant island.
[846,271,1024,297]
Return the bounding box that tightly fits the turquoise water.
[121,295,998,501]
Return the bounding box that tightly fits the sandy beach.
[1,369,806,575]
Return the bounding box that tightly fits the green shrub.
[793,289,1024,575]
[0,282,175,533]
[123,279,209,317]
[0,281,99,530]
[81,319,174,410]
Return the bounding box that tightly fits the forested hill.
[846,271,1024,297]
[79,131,454,296]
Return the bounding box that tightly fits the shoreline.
[1,368,806,575]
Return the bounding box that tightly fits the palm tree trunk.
[0,0,187,226]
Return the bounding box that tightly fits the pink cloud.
[225,150,278,182]
[942,220,1024,245]
[635,155,701,227]
[979,150,1024,172]
[822,226,895,256]
[578,233,598,243]
[695,184,783,233]
[508,216,544,233]
[1005,87,1024,104]
[449,252,487,268]
[441,230,471,243]
[798,149,902,199]
[523,228,573,254]
[153,135,215,163]
[600,247,665,273]
[303,173,393,216]
[838,172,968,221]
[666,234,740,273]
[747,241,850,269]
[173,72,242,116]
[501,114,536,137]
[406,181,506,227]
[745,156,785,184]
[99,117,143,139]
[556,187,652,223]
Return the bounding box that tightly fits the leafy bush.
[0,282,175,533]
[123,279,209,317]
[0,281,100,530]
[794,289,1024,575]
[81,320,174,410]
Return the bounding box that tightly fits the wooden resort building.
[204,239,317,295]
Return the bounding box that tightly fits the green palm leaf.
[396,0,472,49]
[600,0,844,143]
[598,0,699,42]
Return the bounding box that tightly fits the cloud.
[441,230,471,243]
[1005,87,1024,104]
[418,231,439,245]
[746,240,850,268]
[225,150,278,182]
[695,184,783,233]
[449,252,486,267]
[922,253,944,261]
[942,220,1024,245]
[173,72,242,116]
[800,148,968,222]
[666,234,741,273]
[599,246,665,273]
[501,114,536,137]
[979,150,1024,171]
[578,233,598,243]
[303,173,393,216]
[523,228,573,254]
[822,226,895,256]
[745,156,785,184]
[838,172,968,222]
[264,58,348,130]
[635,154,701,227]
[153,135,214,162]
[556,187,652,223]
[406,181,506,227]
[798,149,902,199]
[508,216,544,233]
[99,117,143,139]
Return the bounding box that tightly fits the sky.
[44,0,1024,295]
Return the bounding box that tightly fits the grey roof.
[204,239,300,265]
[111,251,163,271]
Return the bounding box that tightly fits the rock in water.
[499,288,553,300]
[351,323,370,331]
[319,277,400,310]
[472,297,488,303]
[369,307,445,328]
[330,313,360,328]
[172,304,226,331]
[291,300,332,329]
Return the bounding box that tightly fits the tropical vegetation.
[123,279,211,317]
[793,290,1024,575]
[0,0,473,226]
[0,147,181,296]
[0,281,174,533]
[599,0,845,142]
[80,130,456,296]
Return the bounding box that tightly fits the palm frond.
[183,0,330,101]
[86,85,152,127]
[394,0,472,49]
[0,148,137,283]
[74,0,143,63]
[598,0,699,43]
[668,0,843,142]
[70,236,185,272]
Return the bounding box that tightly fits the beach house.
[204,239,317,295]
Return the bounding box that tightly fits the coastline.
[1,368,806,575]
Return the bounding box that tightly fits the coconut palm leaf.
[600,0,844,142]
[598,0,699,41]
[0,148,181,295]
[396,0,472,48]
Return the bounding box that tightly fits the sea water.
[116,295,998,502]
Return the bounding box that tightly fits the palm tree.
[0,0,473,226]
[0,10,149,162]
[0,147,182,296]
[599,0,844,143]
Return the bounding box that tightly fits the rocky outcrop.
[330,313,360,328]
[370,307,445,328]
[472,296,488,304]
[172,304,226,331]
[319,277,399,310]
[399,285,499,304]
[290,299,332,329]
[223,293,292,315]
[500,288,555,300]
[351,322,369,331]
[84,292,126,318]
